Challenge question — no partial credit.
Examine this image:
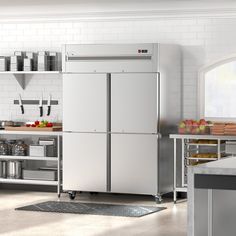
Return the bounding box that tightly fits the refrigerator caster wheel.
[154,195,163,204]
[68,191,76,200]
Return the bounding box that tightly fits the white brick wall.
[0,17,235,121]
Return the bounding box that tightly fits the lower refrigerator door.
[63,133,107,192]
[111,134,157,195]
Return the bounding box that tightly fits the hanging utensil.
[18,94,24,114]
[39,94,43,117]
[47,94,51,116]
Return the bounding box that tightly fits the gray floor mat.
[16,201,166,217]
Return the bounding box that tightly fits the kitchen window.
[199,56,236,121]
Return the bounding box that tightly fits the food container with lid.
[0,161,7,178]
[0,140,8,155]
[29,145,49,157]
[6,140,17,155]
[12,140,28,156]
[38,137,57,157]
[178,119,211,135]
[7,161,22,179]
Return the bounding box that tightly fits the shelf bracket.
[14,74,25,90]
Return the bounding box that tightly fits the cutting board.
[4,126,62,132]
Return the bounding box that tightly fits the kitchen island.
[188,157,236,236]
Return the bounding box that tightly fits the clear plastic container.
[12,140,28,156]
[0,140,8,155]
[6,140,16,155]
[178,120,212,135]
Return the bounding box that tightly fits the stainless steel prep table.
[170,134,236,203]
[0,130,62,198]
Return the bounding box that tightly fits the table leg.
[57,135,61,198]
[174,138,177,203]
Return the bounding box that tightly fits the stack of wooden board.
[225,124,236,135]
[210,122,236,135]
[210,123,225,135]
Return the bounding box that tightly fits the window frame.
[198,55,236,122]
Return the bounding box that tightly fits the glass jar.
[12,140,28,156]
[6,140,16,155]
[0,160,7,178]
[0,140,8,155]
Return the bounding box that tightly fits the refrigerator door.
[63,73,107,132]
[63,133,107,192]
[111,73,157,134]
[111,134,157,195]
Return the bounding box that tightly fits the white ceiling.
[0,0,236,20]
[0,0,235,10]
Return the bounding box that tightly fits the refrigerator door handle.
[157,72,161,133]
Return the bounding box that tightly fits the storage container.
[37,51,49,71]
[12,140,28,156]
[22,169,57,181]
[29,145,49,157]
[49,52,60,71]
[38,137,57,157]
[10,55,23,71]
[0,140,8,155]
[0,161,7,178]
[6,140,16,155]
[226,141,236,155]
[7,161,22,179]
[0,57,10,71]
[23,58,33,71]
[14,51,25,57]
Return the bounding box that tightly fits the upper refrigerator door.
[63,74,107,132]
[111,73,158,134]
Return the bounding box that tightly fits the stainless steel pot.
[0,121,14,128]
[0,161,7,178]
[0,121,24,129]
[7,161,22,179]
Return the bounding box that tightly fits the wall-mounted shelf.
[0,71,61,89]
[0,155,58,161]
[0,178,58,186]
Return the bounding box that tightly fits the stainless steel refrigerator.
[62,44,182,201]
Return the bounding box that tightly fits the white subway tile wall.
[0,17,235,121]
